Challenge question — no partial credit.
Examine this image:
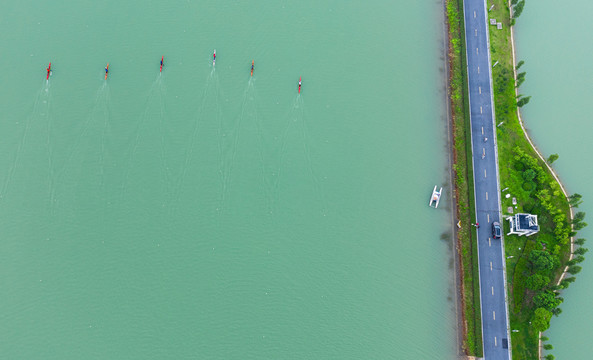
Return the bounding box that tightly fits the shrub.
[522,181,537,192]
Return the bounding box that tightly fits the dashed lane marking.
[478,66,480,74]
[480,106,483,114]
[484,169,487,178]
[492,286,494,295]
[487,214,490,222]
[489,238,491,247]
[486,192,489,200]
[474,11,476,18]
[490,261,493,271]
[479,86,481,94]
[493,311,496,320]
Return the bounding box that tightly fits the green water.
[0,1,456,358]
[515,1,593,358]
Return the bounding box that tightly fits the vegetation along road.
[462,0,511,358]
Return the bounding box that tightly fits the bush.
[522,181,537,192]
[514,161,525,171]
[532,307,553,332]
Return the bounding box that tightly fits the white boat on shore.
[429,185,442,208]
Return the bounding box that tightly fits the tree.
[516,60,525,70]
[568,265,582,275]
[513,0,526,18]
[544,344,554,350]
[541,336,549,341]
[564,276,577,283]
[574,211,586,222]
[575,238,587,246]
[574,247,589,256]
[523,168,536,182]
[567,256,585,265]
[517,96,531,107]
[545,355,555,360]
[551,307,563,316]
[533,291,562,311]
[529,250,554,272]
[516,72,526,87]
[569,193,583,207]
[532,307,553,332]
[547,154,559,164]
[526,274,550,291]
[574,221,588,230]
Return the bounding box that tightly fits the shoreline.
[507,9,575,359]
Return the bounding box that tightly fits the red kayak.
[251,60,254,76]
[160,56,164,72]
[105,63,109,80]
[298,77,301,93]
[46,62,51,80]
[213,50,216,66]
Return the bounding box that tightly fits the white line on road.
[477,66,480,74]
[487,214,490,222]
[495,337,497,347]
[480,106,483,114]
[489,238,491,247]
[475,29,477,36]
[474,11,476,18]
[481,126,484,134]
[492,286,494,295]
[490,261,493,271]
[476,48,479,55]
[479,86,481,94]
[486,192,489,200]
[484,169,487,178]
[493,311,496,320]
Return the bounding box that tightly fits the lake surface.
[515,0,593,357]
[0,1,456,358]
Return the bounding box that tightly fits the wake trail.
[1,83,48,204]
[300,97,328,215]
[119,80,160,200]
[219,79,252,213]
[157,78,171,201]
[269,98,301,211]
[168,73,213,217]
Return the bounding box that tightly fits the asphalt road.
[462,1,512,359]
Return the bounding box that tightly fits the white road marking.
[489,238,491,247]
[486,192,489,200]
[481,126,484,134]
[474,11,476,18]
[487,214,490,222]
[493,311,496,320]
[492,286,494,295]
[479,86,482,94]
[495,337,497,347]
[484,169,487,178]
[476,47,479,55]
[478,66,480,74]
[480,106,483,114]
[490,261,493,271]
[475,29,477,36]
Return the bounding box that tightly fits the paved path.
[462,1,511,359]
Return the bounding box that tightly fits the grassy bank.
[487,1,581,358]
[445,0,483,356]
